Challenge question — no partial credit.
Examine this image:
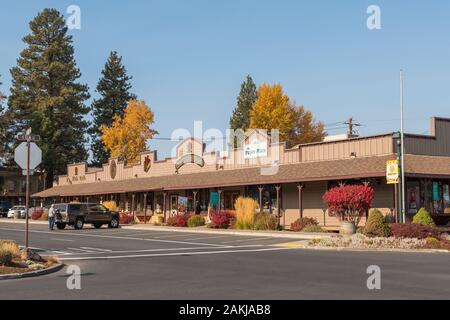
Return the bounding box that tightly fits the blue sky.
[1,1,450,158]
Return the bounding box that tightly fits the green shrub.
[290,217,318,232]
[364,209,391,238]
[252,213,278,230]
[356,227,365,234]
[0,250,13,266]
[302,225,325,233]
[187,215,206,227]
[413,208,436,227]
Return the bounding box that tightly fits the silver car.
[7,206,27,219]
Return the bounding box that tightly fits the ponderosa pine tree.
[229,75,257,147]
[7,8,90,187]
[0,75,8,164]
[89,51,136,166]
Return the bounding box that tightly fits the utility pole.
[399,69,406,224]
[344,117,361,136]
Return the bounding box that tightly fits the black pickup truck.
[53,203,120,230]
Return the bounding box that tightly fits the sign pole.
[25,131,31,250]
[14,129,41,252]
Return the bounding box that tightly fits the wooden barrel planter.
[339,221,356,235]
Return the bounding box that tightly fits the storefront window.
[443,184,450,210]
[247,186,279,213]
[406,181,420,215]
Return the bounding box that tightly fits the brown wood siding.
[405,118,450,157]
[301,135,393,162]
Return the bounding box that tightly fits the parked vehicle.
[7,205,26,219]
[0,201,12,218]
[53,203,120,230]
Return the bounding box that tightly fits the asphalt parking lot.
[0,221,297,261]
[1,220,450,300]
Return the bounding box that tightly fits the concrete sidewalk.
[0,218,333,240]
[121,224,334,240]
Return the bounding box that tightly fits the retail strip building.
[33,117,450,228]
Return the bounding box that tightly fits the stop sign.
[14,142,42,170]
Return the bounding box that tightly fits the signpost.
[14,128,41,251]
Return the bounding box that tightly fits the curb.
[0,219,47,225]
[121,225,334,240]
[0,263,65,281]
[299,246,450,254]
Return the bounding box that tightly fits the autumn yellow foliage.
[249,83,325,147]
[249,84,294,143]
[102,200,119,212]
[234,197,259,229]
[100,100,158,165]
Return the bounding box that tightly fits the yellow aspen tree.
[249,83,295,142]
[100,100,158,164]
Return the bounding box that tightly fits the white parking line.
[183,235,234,241]
[79,247,112,252]
[59,247,292,261]
[67,247,96,253]
[44,244,264,256]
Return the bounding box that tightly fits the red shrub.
[390,223,440,239]
[120,214,134,225]
[210,210,232,229]
[31,208,44,220]
[290,217,318,232]
[167,213,191,227]
[323,184,374,224]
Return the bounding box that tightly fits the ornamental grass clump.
[0,240,21,266]
[234,197,258,230]
[412,208,436,227]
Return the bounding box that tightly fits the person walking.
[48,204,55,231]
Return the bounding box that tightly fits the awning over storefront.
[31,154,450,198]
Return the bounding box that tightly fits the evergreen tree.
[7,8,90,187]
[229,75,257,147]
[0,75,8,164]
[230,75,257,131]
[90,51,136,166]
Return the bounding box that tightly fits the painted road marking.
[183,235,233,241]
[59,247,293,261]
[271,242,307,248]
[0,227,229,248]
[39,244,265,256]
[19,245,68,255]
[79,247,113,252]
[67,247,96,253]
[50,238,74,242]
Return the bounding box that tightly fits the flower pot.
[340,221,356,235]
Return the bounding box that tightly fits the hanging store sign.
[386,160,399,184]
[244,139,268,160]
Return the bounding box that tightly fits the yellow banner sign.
[386,160,399,184]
